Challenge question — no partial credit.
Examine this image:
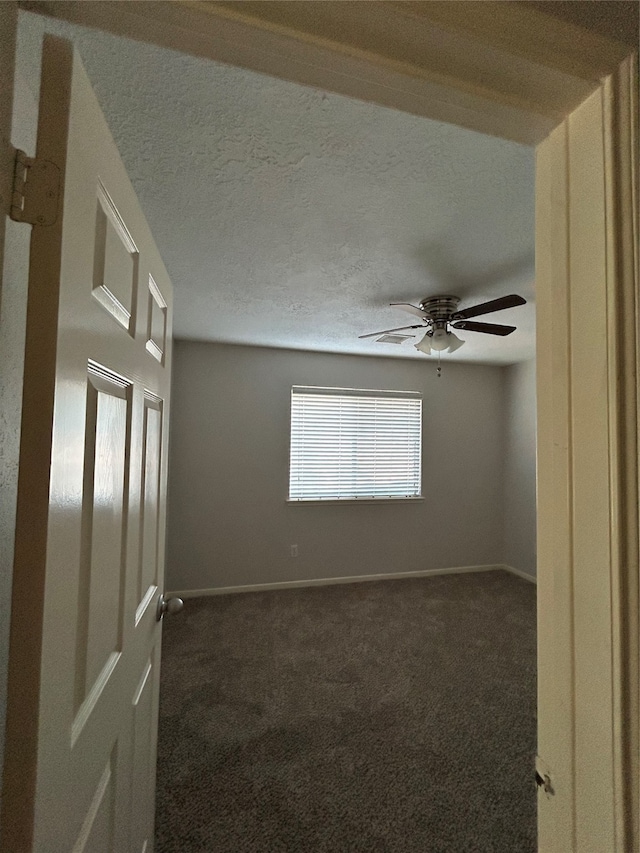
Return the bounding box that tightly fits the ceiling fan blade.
[358,324,425,339]
[453,294,526,320]
[452,320,516,336]
[390,302,428,319]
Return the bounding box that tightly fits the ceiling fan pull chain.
[437,352,442,378]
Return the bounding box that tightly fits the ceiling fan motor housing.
[419,295,460,332]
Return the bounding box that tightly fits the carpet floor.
[155,570,537,852]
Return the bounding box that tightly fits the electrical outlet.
[290,544,298,557]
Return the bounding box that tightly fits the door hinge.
[535,756,555,798]
[10,149,60,226]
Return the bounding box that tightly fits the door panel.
[2,33,173,853]
[131,657,157,852]
[77,366,130,715]
[145,276,167,363]
[72,759,116,853]
[93,181,139,334]
[137,393,163,618]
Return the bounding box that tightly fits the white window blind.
[289,386,422,501]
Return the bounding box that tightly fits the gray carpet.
[155,570,537,852]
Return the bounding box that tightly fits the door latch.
[535,756,555,797]
[535,770,555,797]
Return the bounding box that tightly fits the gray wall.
[0,3,38,794]
[167,341,506,591]
[503,358,537,578]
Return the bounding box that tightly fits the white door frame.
[535,57,638,850]
[1,3,638,851]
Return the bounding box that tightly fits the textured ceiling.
[21,11,536,364]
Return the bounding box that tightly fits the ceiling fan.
[359,293,527,355]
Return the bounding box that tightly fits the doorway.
[0,4,637,851]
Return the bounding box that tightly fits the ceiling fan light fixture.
[414,332,432,354]
[430,329,450,351]
[447,331,465,353]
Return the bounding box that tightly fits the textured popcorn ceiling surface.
[22,12,536,364]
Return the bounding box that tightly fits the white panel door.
[2,34,173,853]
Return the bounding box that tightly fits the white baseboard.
[501,564,537,584]
[167,563,510,599]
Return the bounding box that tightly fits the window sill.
[286,497,425,505]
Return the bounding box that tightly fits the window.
[289,386,422,501]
